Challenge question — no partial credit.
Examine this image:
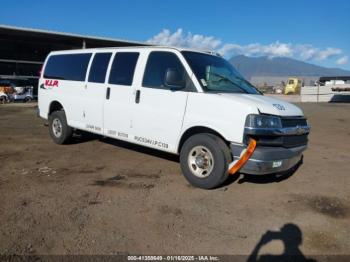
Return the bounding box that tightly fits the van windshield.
[182,51,260,94]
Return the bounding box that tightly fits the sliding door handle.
[106,87,111,100]
[135,90,141,104]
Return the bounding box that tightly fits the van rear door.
[103,52,140,140]
[84,52,112,134]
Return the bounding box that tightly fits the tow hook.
[228,138,257,175]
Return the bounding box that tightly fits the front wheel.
[180,133,232,189]
[48,111,73,144]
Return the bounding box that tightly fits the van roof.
[48,45,221,57]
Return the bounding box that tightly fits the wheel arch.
[177,126,229,154]
[48,100,64,115]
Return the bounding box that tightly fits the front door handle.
[135,90,141,104]
[106,87,111,100]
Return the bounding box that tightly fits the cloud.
[147,28,347,66]
[296,45,319,60]
[219,42,293,58]
[336,56,348,65]
[316,47,342,61]
[146,28,221,50]
[295,45,342,61]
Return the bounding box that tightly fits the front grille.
[281,117,307,127]
[245,116,309,148]
[254,134,308,148]
[281,117,309,147]
[282,134,308,148]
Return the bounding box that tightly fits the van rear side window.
[88,53,112,83]
[109,52,139,86]
[44,53,92,81]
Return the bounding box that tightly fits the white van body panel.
[82,53,109,135]
[100,49,192,153]
[222,94,304,116]
[38,57,51,119]
[179,92,258,147]
[102,51,134,138]
[129,49,191,152]
[38,49,90,129]
[177,93,303,149]
[39,79,86,130]
[38,46,306,155]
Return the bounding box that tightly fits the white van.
[38,46,309,189]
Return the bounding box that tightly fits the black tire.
[48,110,73,144]
[180,133,232,189]
[24,97,32,103]
[0,96,7,104]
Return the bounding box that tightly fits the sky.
[1,0,350,69]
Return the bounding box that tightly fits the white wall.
[301,85,350,102]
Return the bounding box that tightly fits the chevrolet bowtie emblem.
[273,104,286,110]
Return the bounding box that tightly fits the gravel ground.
[0,102,349,257]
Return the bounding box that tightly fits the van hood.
[218,93,304,116]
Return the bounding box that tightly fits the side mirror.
[164,68,185,90]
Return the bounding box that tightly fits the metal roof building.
[0,25,148,85]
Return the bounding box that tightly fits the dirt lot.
[0,103,349,257]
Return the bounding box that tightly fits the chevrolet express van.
[38,46,309,189]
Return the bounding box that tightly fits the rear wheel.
[48,111,73,144]
[180,133,232,189]
[24,97,32,103]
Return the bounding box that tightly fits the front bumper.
[230,143,306,175]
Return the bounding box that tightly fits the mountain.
[229,55,350,79]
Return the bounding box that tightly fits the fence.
[301,84,350,102]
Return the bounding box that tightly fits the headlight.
[245,114,282,129]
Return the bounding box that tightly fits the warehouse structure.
[0,25,148,95]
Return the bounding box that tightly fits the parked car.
[12,86,34,102]
[0,82,14,103]
[38,46,310,189]
[0,91,9,103]
[0,79,36,102]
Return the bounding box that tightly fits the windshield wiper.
[208,72,248,93]
[233,76,262,95]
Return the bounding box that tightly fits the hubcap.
[188,146,214,178]
[52,118,63,138]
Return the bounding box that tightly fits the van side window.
[44,53,92,81]
[142,52,185,89]
[109,52,139,86]
[88,53,112,83]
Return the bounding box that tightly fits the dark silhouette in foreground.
[248,223,315,262]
